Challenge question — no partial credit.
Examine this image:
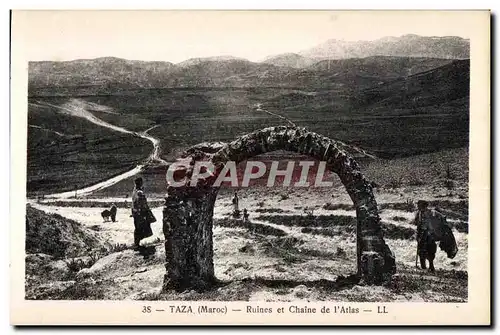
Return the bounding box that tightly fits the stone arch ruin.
[162,126,396,291]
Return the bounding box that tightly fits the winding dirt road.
[255,103,297,127]
[32,99,169,199]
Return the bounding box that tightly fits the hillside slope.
[355,59,470,108]
[309,56,454,80]
[26,205,103,258]
[27,99,152,194]
[28,55,458,93]
[261,60,469,158]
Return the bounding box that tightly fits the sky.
[13,10,477,63]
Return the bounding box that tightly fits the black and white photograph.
[10,9,491,325]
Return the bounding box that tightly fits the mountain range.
[28,34,469,93]
[298,34,469,60]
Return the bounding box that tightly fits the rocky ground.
[25,183,468,302]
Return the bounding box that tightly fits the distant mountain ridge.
[261,53,320,68]
[298,34,469,60]
[29,56,177,88]
[28,34,469,92]
[28,56,460,94]
[177,56,249,68]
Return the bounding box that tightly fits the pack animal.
[101,209,112,222]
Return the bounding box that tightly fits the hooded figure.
[415,200,458,272]
[131,177,153,248]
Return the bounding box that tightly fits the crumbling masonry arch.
[162,126,396,291]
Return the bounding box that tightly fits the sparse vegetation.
[108,243,130,253]
[452,220,469,233]
[442,164,457,191]
[279,193,290,201]
[407,175,426,186]
[257,214,356,228]
[38,199,164,208]
[405,199,416,212]
[323,203,354,211]
[386,176,404,189]
[254,208,288,214]
[303,207,315,217]
[25,205,102,258]
[64,251,100,274]
[214,218,287,236]
[444,179,455,190]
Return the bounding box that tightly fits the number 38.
[142,306,152,313]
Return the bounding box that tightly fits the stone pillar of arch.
[162,126,396,291]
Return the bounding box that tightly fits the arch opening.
[162,126,396,291]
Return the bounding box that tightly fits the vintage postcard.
[10,10,491,325]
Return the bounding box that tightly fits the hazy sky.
[13,10,475,63]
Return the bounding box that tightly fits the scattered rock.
[133,268,148,274]
[76,268,92,280]
[127,288,160,300]
[239,243,255,254]
[294,284,309,298]
[335,247,347,257]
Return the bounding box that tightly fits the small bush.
[254,208,287,214]
[323,203,353,211]
[386,177,403,189]
[109,243,129,253]
[258,214,356,228]
[405,199,416,212]
[65,258,85,273]
[282,253,301,264]
[336,247,347,257]
[214,218,287,236]
[407,175,426,186]
[65,252,99,273]
[382,222,416,240]
[279,193,289,201]
[303,207,315,216]
[444,179,455,190]
[445,165,455,180]
[453,220,469,233]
